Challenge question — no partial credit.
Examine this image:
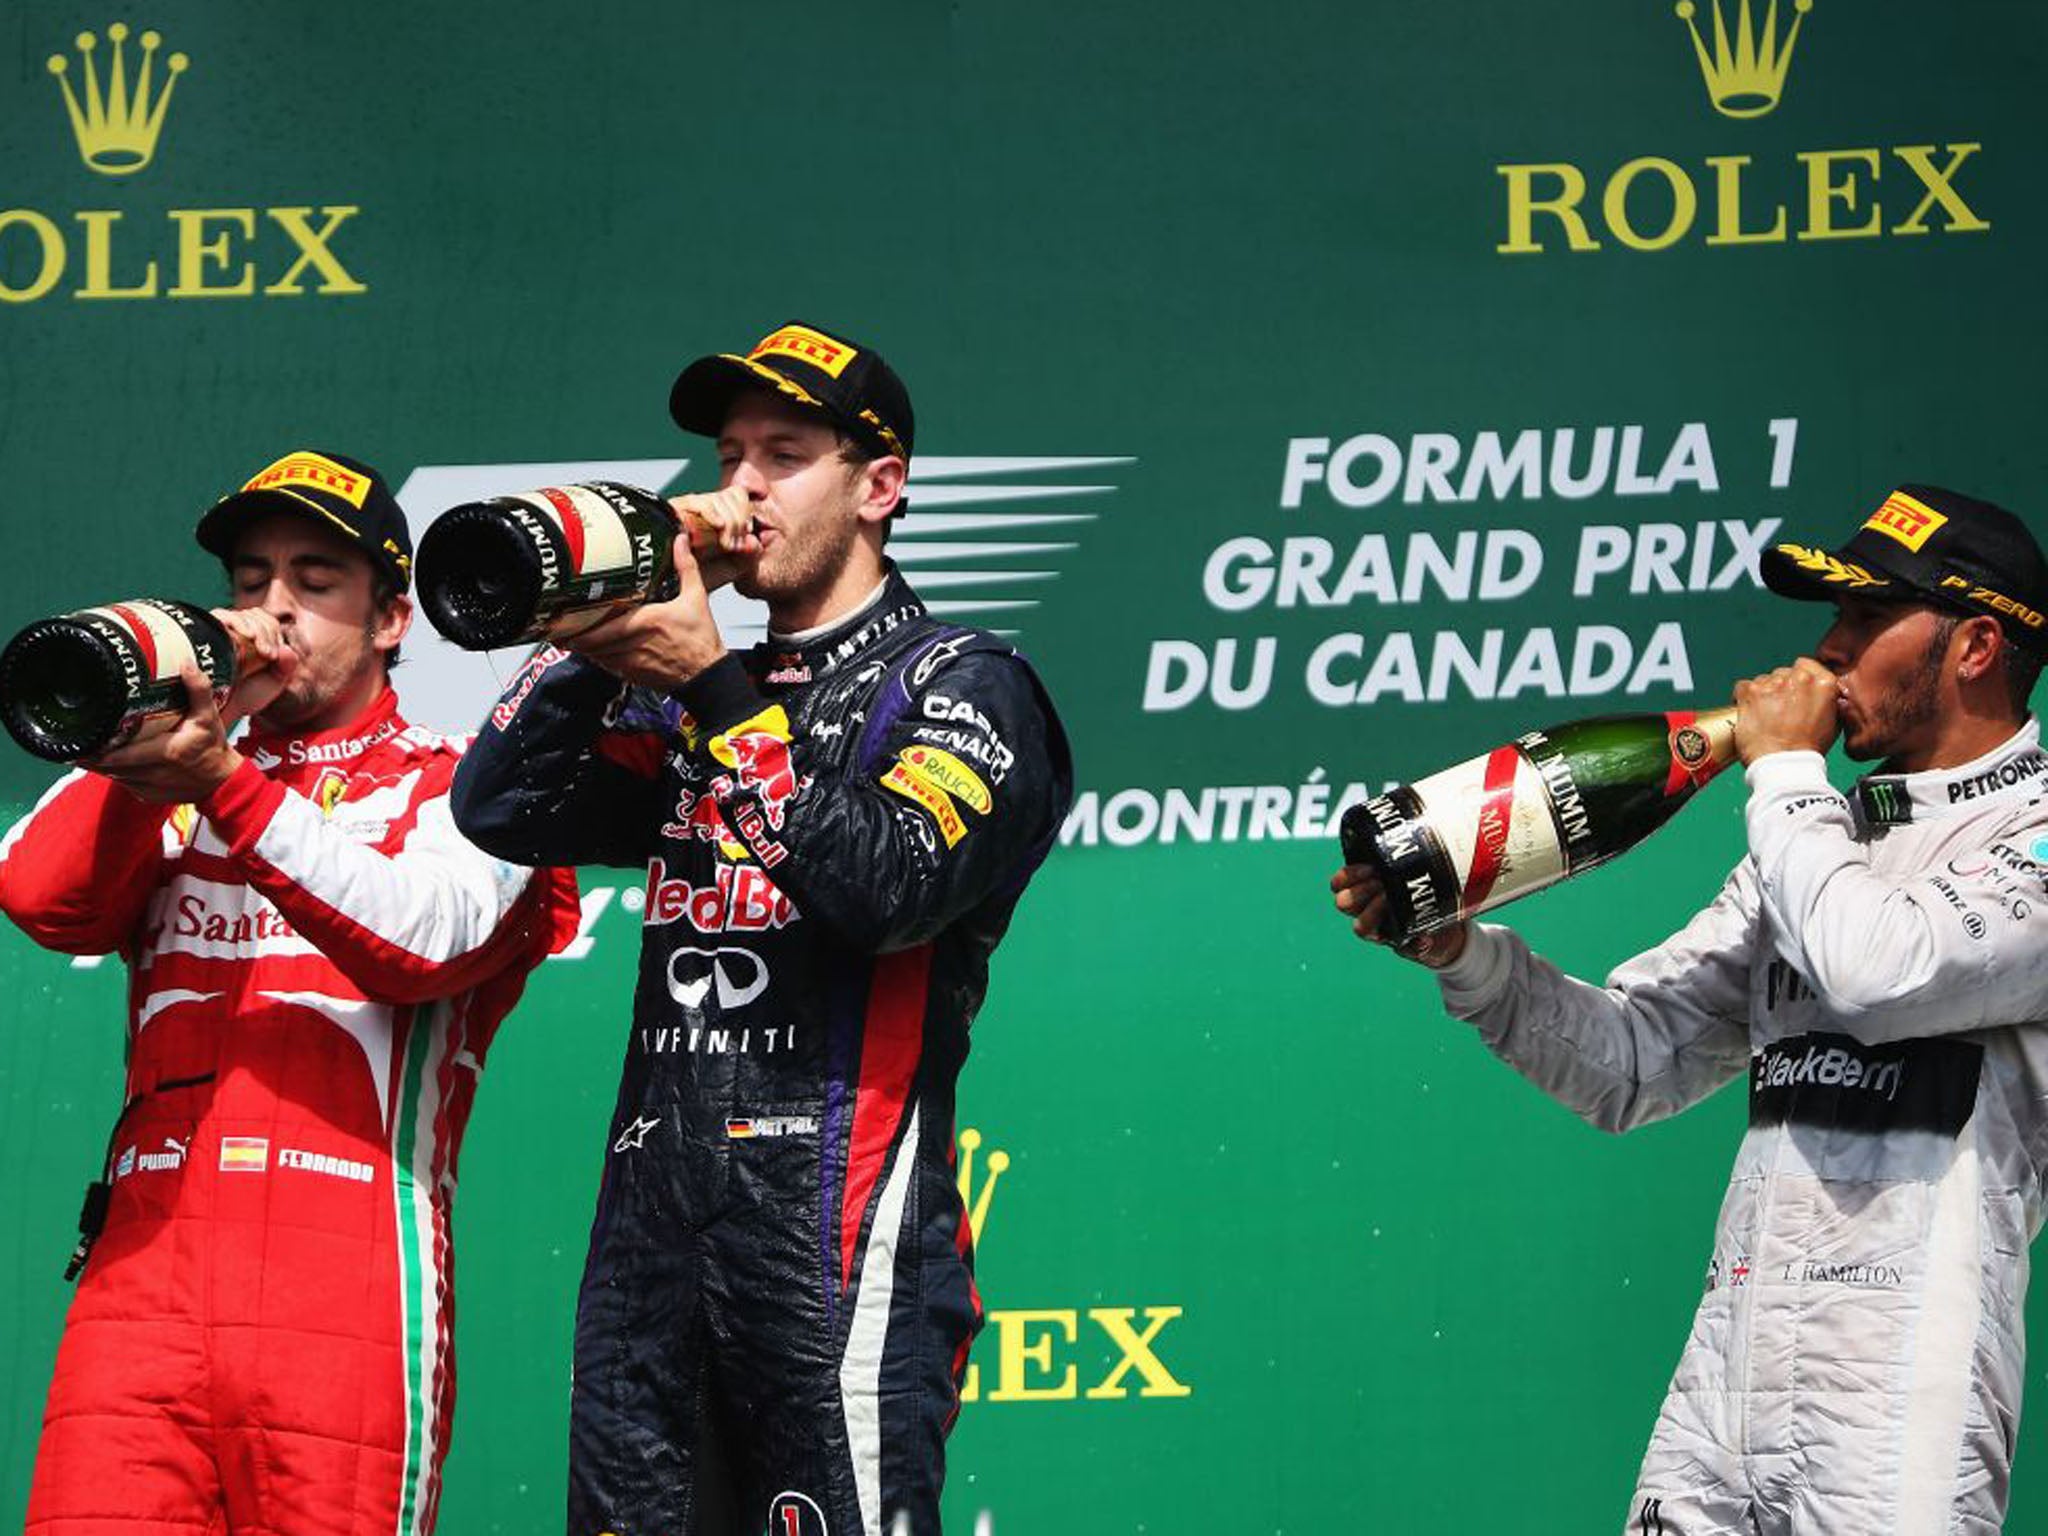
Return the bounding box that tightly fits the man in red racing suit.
[0,449,579,1536]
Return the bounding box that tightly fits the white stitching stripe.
[839,1104,921,1536]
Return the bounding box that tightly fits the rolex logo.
[5,18,366,304]
[953,1125,1191,1407]
[1675,0,1812,119]
[48,24,188,176]
[1495,0,1988,254]
[956,1126,1009,1247]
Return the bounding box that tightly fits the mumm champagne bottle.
[1340,707,1740,943]
[0,599,240,763]
[415,482,723,651]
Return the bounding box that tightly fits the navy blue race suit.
[451,568,1071,1536]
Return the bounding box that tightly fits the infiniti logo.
[666,947,770,1010]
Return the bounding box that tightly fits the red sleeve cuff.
[198,757,288,857]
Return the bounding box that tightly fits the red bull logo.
[662,787,748,857]
[724,729,799,829]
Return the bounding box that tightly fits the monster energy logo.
[1856,778,1911,825]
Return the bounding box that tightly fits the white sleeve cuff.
[1742,749,1831,798]
[1434,923,1515,1014]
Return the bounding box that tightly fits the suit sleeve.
[450,644,672,871]
[200,751,579,1005]
[1744,750,2048,1042]
[0,770,171,955]
[677,646,1072,953]
[1432,862,1758,1132]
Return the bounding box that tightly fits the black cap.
[1760,484,2048,656]
[195,450,413,592]
[669,321,915,462]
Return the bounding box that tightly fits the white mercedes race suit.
[1435,723,2048,1535]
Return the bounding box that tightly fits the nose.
[1815,615,1854,671]
[727,458,770,498]
[259,575,298,627]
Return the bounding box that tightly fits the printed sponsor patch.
[1938,573,2047,633]
[882,760,967,846]
[896,744,993,814]
[219,1136,270,1173]
[726,1115,819,1140]
[1750,1032,1981,1136]
[240,451,372,508]
[750,324,856,377]
[313,768,349,816]
[279,1147,375,1183]
[1863,489,1948,553]
[710,707,801,833]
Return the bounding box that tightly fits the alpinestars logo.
[388,456,1135,734]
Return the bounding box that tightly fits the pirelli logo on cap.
[750,324,857,378]
[1939,574,2047,632]
[1864,490,1949,553]
[240,452,371,508]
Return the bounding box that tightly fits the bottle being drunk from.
[415,481,726,652]
[1340,707,1739,944]
[0,599,239,763]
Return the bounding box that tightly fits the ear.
[854,456,908,526]
[374,591,414,657]
[1954,614,2004,683]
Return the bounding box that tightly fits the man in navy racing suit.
[451,321,1072,1536]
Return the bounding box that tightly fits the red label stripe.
[1459,745,1523,913]
[1663,710,1699,797]
[839,946,931,1291]
[106,603,160,676]
[541,487,587,574]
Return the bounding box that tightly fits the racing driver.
[1333,485,2048,1533]
[451,321,1073,1536]
[0,450,579,1536]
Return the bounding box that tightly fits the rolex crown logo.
[956,1127,1009,1248]
[48,23,189,176]
[1675,0,1812,119]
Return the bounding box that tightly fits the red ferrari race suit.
[0,688,579,1536]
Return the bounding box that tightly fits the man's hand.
[1330,864,1469,968]
[83,665,243,804]
[1733,657,1840,766]
[210,608,298,723]
[554,532,730,688]
[670,486,764,593]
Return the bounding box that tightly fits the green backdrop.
[3,1,2046,1529]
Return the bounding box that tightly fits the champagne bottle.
[0,599,239,763]
[415,481,722,652]
[1339,706,1739,942]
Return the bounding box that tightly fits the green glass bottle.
[415,482,715,651]
[1339,706,1739,942]
[0,599,239,763]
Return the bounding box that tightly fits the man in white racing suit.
[1333,484,2048,1534]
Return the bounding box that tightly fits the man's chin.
[252,689,321,732]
